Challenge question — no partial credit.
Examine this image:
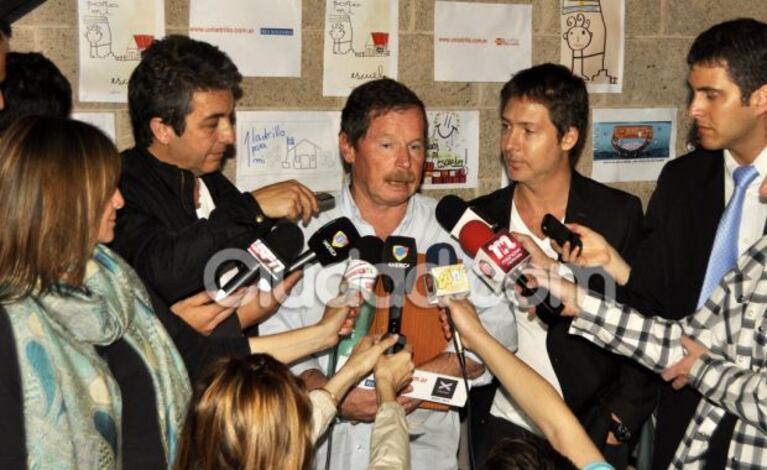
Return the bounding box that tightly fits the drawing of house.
[286,139,321,169]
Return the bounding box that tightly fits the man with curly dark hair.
[113,35,318,340]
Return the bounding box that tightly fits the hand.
[374,341,415,400]
[519,265,583,317]
[438,298,486,351]
[251,180,318,224]
[171,291,236,335]
[553,223,631,285]
[606,413,623,446]
[510,231,557,270]
[341,334,403,383]
[317,293,359,347]
[339,387,380,422]
[234,270,303,328]
[661,336,708,390]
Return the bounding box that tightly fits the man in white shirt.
[261,78,515,470]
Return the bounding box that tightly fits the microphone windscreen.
[458,220,494,257]
[426,243,458,267]
[354,235,384,264]
[264,221,304,262]
[435,195,468,231]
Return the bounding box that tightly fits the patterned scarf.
[5,245,190,469]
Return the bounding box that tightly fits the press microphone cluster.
[436,195,565,324]
[214,217,360,302]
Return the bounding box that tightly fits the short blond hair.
[0,116,120,300]
[175,354,314,470]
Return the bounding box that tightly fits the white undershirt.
[723,146,767,255]
[490,199,564,435]
[195,178,216,219]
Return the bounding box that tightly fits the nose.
[397,144,412,168]
[219,118,235,145]
[687,94,704,119]
[113,189,125,209]
[502,127,521,154]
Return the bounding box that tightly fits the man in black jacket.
[469,63,655,469]
[112,35,318,338]
[618,19,767,468]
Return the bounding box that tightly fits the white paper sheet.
[422,110,479,189]
[591,108,677,183]
[235,111,343,193]
[434,2,532,82]
[72,112,117,142]
[322,0,398,97]
[560,0,625,93]
[77,0,164,103]
[189,0,301,77]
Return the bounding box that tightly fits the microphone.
[287,216,360,272]
[424,243,471,304]
[458,220,565,325]
[381,236,418,353]
[331,235,384,374]
[425,243,470,354]
[436,194,498,239]
[213,222,304,302]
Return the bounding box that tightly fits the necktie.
[697,165,758,308]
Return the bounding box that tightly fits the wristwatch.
[609,419,632,443]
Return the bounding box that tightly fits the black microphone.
[436,194,498,239]
[425,243,470,354]
[287,216,360,272]
[381,236,417,353]
[213,222,304,302]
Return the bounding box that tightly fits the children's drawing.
[236,111,343,192]
[560,0,624,93]
[78,0,164,102]
[322,0,398,96]
[591,108,676,183]
[422,111,479,190]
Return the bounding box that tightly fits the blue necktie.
[697,165,758,308]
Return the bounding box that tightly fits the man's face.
[166,89,235,175]
[341,107,426,209]
[687,64,762,161]
[501,97,573,186]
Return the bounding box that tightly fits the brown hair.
[0,116,120,300]
[175,354,314,470]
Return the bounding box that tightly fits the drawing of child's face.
[563,14,592,51]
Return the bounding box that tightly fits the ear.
[149,117,175,145]
[560,127,579,153]
[339,132,356,165]
[750,83,767,117]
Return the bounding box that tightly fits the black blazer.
[623,148,727,468]
[471,171,656,445]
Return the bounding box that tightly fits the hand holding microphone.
[381,236,418,353]
[425,243,471,354]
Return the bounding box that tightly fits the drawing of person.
[561,0,616,84]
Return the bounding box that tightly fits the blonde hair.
[175,354,314,470]
[0,116,120,300]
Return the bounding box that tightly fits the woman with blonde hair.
[0,115,192,468]
[176,334,415,470]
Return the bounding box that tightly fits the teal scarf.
[5,245,191,469]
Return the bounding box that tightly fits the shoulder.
[659,148,722,180]
[470,186,512,209]
[572,173,641,212]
